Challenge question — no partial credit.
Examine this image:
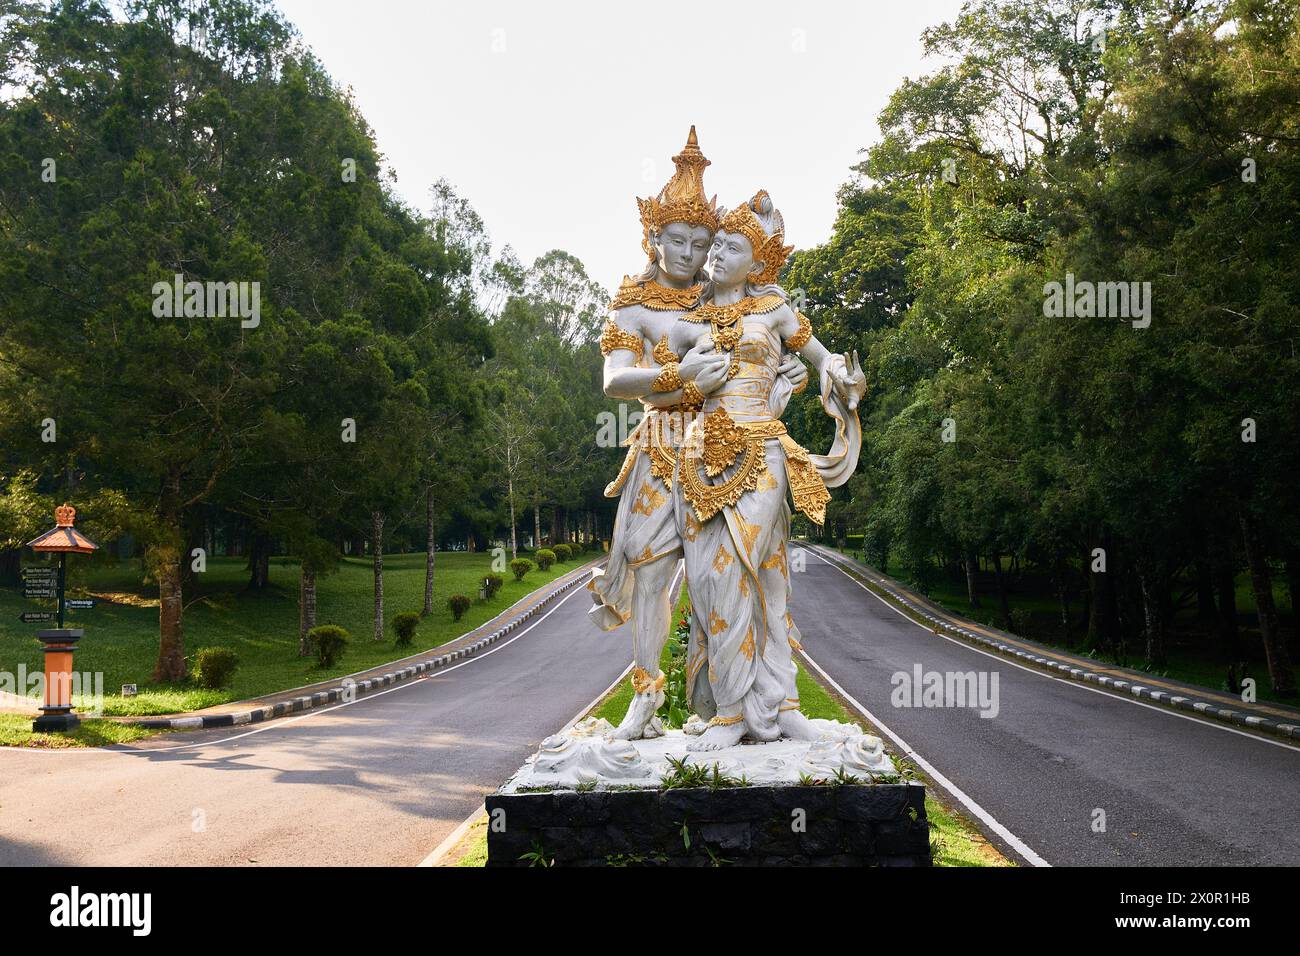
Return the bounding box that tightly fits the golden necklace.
[686,294,785,380]
[608,279,703,312]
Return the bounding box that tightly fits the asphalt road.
[0,569,635,866]
[3,548,1296,867]
[789,544,1300,866]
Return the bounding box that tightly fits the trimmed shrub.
[309,625,350,668]
[535,548,556,571]
[510,558,534,581]
[392,611,421,647]
[1009,608,1033,636]
[448,594,472,621]
[483,573,504,599]
[553,543,572,562]
[192,646,239,689]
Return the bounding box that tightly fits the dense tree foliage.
[0,0,619,681]
[784,0,1298,693]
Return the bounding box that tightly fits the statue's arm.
[777,305,864,409]
[600,312,658,400]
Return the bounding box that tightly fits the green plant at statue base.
[655,601,692,729]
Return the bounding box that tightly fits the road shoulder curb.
[802,543,1300,745]
[126,560,602,731]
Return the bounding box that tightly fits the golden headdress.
[637,126,720,259]
[718,190,795,286]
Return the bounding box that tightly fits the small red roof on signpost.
[26,504,99,555]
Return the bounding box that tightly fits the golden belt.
[604,410,683,498]
[677,409,831,526]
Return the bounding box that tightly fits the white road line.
[797,647,1050,868]
[416,565,684,867]
[4,569,600,756]
[800,544,1300,755]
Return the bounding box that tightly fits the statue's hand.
[824,351,865,411]
[694,354,730,395]
[679,340,721,382]
[680,340,728,394]
[777,352,808,391]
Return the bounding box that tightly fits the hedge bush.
[510,558,534,581]
[448,594,472,621]
[308,625,350,668]
[483,573,504,599]
[392,611,421,647]
[553,543,572,562]
[192,646,239,689]
[534,548,556,571]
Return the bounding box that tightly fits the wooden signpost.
[24,504,98,732]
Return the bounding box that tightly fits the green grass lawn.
[828,545,1298,705]
[0,550,586,721]
[0,713,172,749]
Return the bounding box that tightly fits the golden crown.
[718,190,795,286]
[637,126,720,259]
[55,504,76,527]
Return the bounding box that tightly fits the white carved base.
[502,716,900,792]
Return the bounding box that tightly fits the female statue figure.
[673,190,866,751]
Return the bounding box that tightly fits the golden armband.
[680,379,705,409]
[600,318,644,359]
[652,361,682,392]
[786,311,813,350]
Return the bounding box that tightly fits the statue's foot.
[609,689,660,741]
[642,715,664,739]
[777,709,821,741]
[686,720,746,751]
[682,714,708,736]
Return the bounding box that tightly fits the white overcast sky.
[274,0,967,294]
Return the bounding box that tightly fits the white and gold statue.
[516,132,896,792]
[588,129,806,741]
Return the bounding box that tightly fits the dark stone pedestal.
[34,711,81,732]
[485,783,931,867]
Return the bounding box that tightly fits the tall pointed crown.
[718,189,795,286]
[637,127,720,259]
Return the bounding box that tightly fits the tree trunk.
[1055,558,1070,642]
[1195,555,1217,624]
[991,553,1012,629]
[372,509,385,642]
[0,547,20,587]
[152,472,187,682]
[1139,568,1167,668]
[1286,548,1300,623]
[534,503,542,551]
[963,549,980,608]
[248,529,270,590]
[507,478,518,560]
[424,487,436,617]
[1240,513,1295,695]
[1212,534,1241,661]
[299,565,316,657]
